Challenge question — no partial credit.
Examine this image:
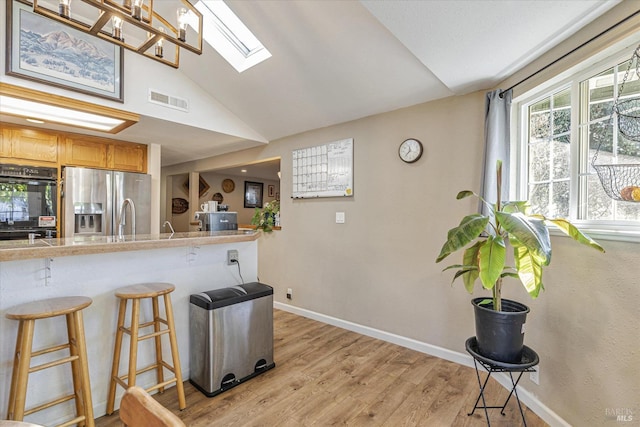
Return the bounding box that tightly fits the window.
[517,47,640,240]
[526,87,572,218]
[193,0,271,73]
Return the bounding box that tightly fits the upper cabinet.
[110,143,147,173]
[0,127,10,157]
[0,123,147,173]
[0,127,58,163]
[63,136,147,172]
[63,137,108,168]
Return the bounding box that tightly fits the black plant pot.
[472,297,530,363]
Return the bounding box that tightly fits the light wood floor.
[95,309,548,426]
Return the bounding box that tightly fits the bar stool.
[5,296,94,427]
[0,421,45,427]
[106,283,185,415]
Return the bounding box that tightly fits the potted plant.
[251,200,280,232]
[436,160,604,363]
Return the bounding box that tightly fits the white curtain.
[479,89,512,216]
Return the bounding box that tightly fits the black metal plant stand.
[465,337,540,426]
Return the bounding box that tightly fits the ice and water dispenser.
[189,283,275,397]
[73,203,103,235]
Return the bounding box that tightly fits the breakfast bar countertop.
[0,230,260,262]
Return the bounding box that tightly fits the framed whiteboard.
[292,138,353,198]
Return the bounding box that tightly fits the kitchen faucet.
[118,198,136,238]
[163,220,175,234]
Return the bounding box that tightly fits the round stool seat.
[115,282,175,299]
[5,296,92,320]
[0,421,46,427]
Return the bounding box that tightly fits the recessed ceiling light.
[241,169,247,173]
[26,118,45,124]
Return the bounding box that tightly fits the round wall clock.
[222,178,235,193]
[398,138,423,163]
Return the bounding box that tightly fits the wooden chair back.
[119,386,185,427]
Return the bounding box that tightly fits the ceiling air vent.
[148,89,189,112]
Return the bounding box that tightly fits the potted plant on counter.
[251,200,280,232]
[435,160,604,363]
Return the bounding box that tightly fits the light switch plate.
[336,212,345,223]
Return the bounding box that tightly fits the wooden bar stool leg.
[7,320,24,419]
[164,294,186,410]
[73,309,95,427]
[11,319,35,421]
[107,298,128,415]
[128,298,141,388]
[66,312,84,427]
[152,296,165,393]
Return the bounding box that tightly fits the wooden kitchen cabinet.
[0,128,58,163]
[63,137,108,168]
[0,127,10,157]
[64,136,147,172]
[109,142,147,173]
[1,123,147,173]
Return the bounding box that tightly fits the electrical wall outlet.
[530,366,540,385]
[286,288,292,299]
[227,249,239,265]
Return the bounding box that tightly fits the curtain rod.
[499,8,640,98]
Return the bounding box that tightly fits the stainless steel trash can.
[189,282,275,397]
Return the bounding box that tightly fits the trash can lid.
[190,282,273,310]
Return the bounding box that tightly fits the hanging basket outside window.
[592,47,640,202]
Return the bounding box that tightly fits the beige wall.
[163,91,639,426]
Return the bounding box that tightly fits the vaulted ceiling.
[157,0,621,165]
[2,1,622,166]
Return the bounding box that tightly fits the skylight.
[193,0,271,73]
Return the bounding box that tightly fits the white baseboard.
[274,301,571,427]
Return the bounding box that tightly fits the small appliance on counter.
[195,211,238,231]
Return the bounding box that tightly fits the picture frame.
[183,176,210,198]
[268,185,275,197]
[244,181,264,208]
[6,0,124,102]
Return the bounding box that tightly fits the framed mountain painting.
[6,0,124,102]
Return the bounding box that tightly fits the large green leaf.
[513,244,544,297]
[540,217,605,253]
[436,214,489,263]
[462,241,482,293]
[456,190,475,200]
[441,264,479,293]
[502,200,530,214]
[478,235,505,290]
[496,211,551,265]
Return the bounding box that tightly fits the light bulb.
[155,27,165,58]
[132,0,143,20]
[58,0,70,18]
[177,8,188,42]
[112,16,124,41]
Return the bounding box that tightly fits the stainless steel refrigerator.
[62,167,151,238]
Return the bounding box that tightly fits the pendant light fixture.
[31,0,203,68]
